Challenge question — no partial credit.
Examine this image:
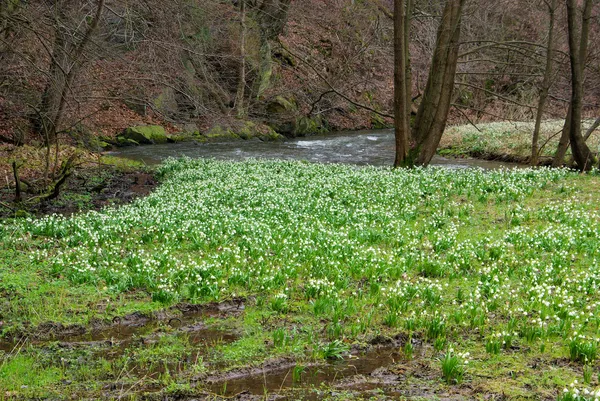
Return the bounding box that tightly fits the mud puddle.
[204,344,423,398]
[0,299,245,356]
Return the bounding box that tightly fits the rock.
[205,121,284,142]
[267,96,297,114]
[238,121,283,141]
[119,125,168,145]
[206,125,239,140]
[294,116,326,137]
[152,88,178,118]
[15,210,31,218]
[116,136,140,147]
[371,113,390,129]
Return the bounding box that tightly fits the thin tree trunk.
[584,117,600,142]
[394,0,409,167]
[12,161,21,203]
[34,0,105,143]
[404,0,413,123]
[553,107,571,167]
[235,0,247,117]
[409,0,465,166]
[565,0,594,170]
[531,0,556,166]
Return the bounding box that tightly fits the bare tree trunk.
[553,0,593,167]
[531,0,556,166]
[565,0,594,170]
[404,0,413,123]
[394,0,409,167]
[235,0,247,117]
[409,0,465,166]
[34,0,106,143]
[553,108,572,167]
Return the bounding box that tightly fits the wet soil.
[0,166,157,218]
[0,298,246,348]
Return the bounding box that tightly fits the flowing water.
[112,129,521,169]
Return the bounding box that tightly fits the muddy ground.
[0,299,534,401]
[0,166,157,218]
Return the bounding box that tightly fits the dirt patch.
[0,166,157,218]
[201,344,407,397]
[1,298,247,347]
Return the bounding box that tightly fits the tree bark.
[394,0,409,167]
[33,0,105,143]
[409,0,465,166]
[235,0,247,117]
[553,0,594,167]
[404,0,413,122]
[531,0,556,166]
[565,0,594,170]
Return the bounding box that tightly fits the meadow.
[440,120,600,162]
[1,158,600,400]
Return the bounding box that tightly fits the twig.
[452,105,482,132]
[279,40,394,119]
[0,201,14,211]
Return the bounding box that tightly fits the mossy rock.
[15,210,31,218]
[86,136,113,151]
[205,122,284,142]
[205,125,240,140]
[153,88,178,119]
[116,136,140,147]
[168,132,198,143]
[238,121,283,141]
[294,116,327,137]
[119,125,168,145]
[267,96,298,114]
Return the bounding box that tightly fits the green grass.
[0,354,63,395]
[440,120,600,161]
[1,158,600,399]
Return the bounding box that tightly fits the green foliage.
[440,348,469,385]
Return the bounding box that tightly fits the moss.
[119,125,168,145]
[205,125,240,139]
[371,113,391,129]
[267,96,298,114]
[205,122,284,141]
[294,116,327,137]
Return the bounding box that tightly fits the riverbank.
[440,120,600,164]
[0,145,158,218]
[2,159,600,400]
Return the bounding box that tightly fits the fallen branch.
[27,155,76,204]
[0,201,14,212]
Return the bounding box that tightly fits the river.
[112,129,520,169]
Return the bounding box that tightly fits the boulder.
[267,96,297,114]
[205,121,284,142]
[119,125,168,145]
[294,116,326,137]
